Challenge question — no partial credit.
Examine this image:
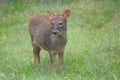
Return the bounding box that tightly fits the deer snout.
[52,29,59,35]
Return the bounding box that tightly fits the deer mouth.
[52,30,59,35]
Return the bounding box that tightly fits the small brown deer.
[29,10,70,74]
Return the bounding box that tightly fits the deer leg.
[33,46,40,68]
[49,51,55,73]
[58,52,64,74]
[37,48,41,64]
[33,51,37,68]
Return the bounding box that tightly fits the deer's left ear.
[47,10,56,19]
[63,10,71,18]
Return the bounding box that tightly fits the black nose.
[52,31,57,35]
[52,29,58,35]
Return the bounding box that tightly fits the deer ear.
[63,10,71,18]
[47,10,56,19]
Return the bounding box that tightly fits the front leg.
[49,51,56,73]
[58,51,64,74]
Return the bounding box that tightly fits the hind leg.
[37,48,41,64]
[33,46,41,68]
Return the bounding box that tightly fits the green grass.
[0,0,120,80]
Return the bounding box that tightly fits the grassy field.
[0,0,120,80]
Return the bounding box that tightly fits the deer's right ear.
[47,10,55,19]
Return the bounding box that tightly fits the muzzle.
[52,29,59,35]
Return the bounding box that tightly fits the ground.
[0,0,120,80]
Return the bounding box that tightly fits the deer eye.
[59,22,63,26]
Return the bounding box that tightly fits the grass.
[0,0,120,80]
